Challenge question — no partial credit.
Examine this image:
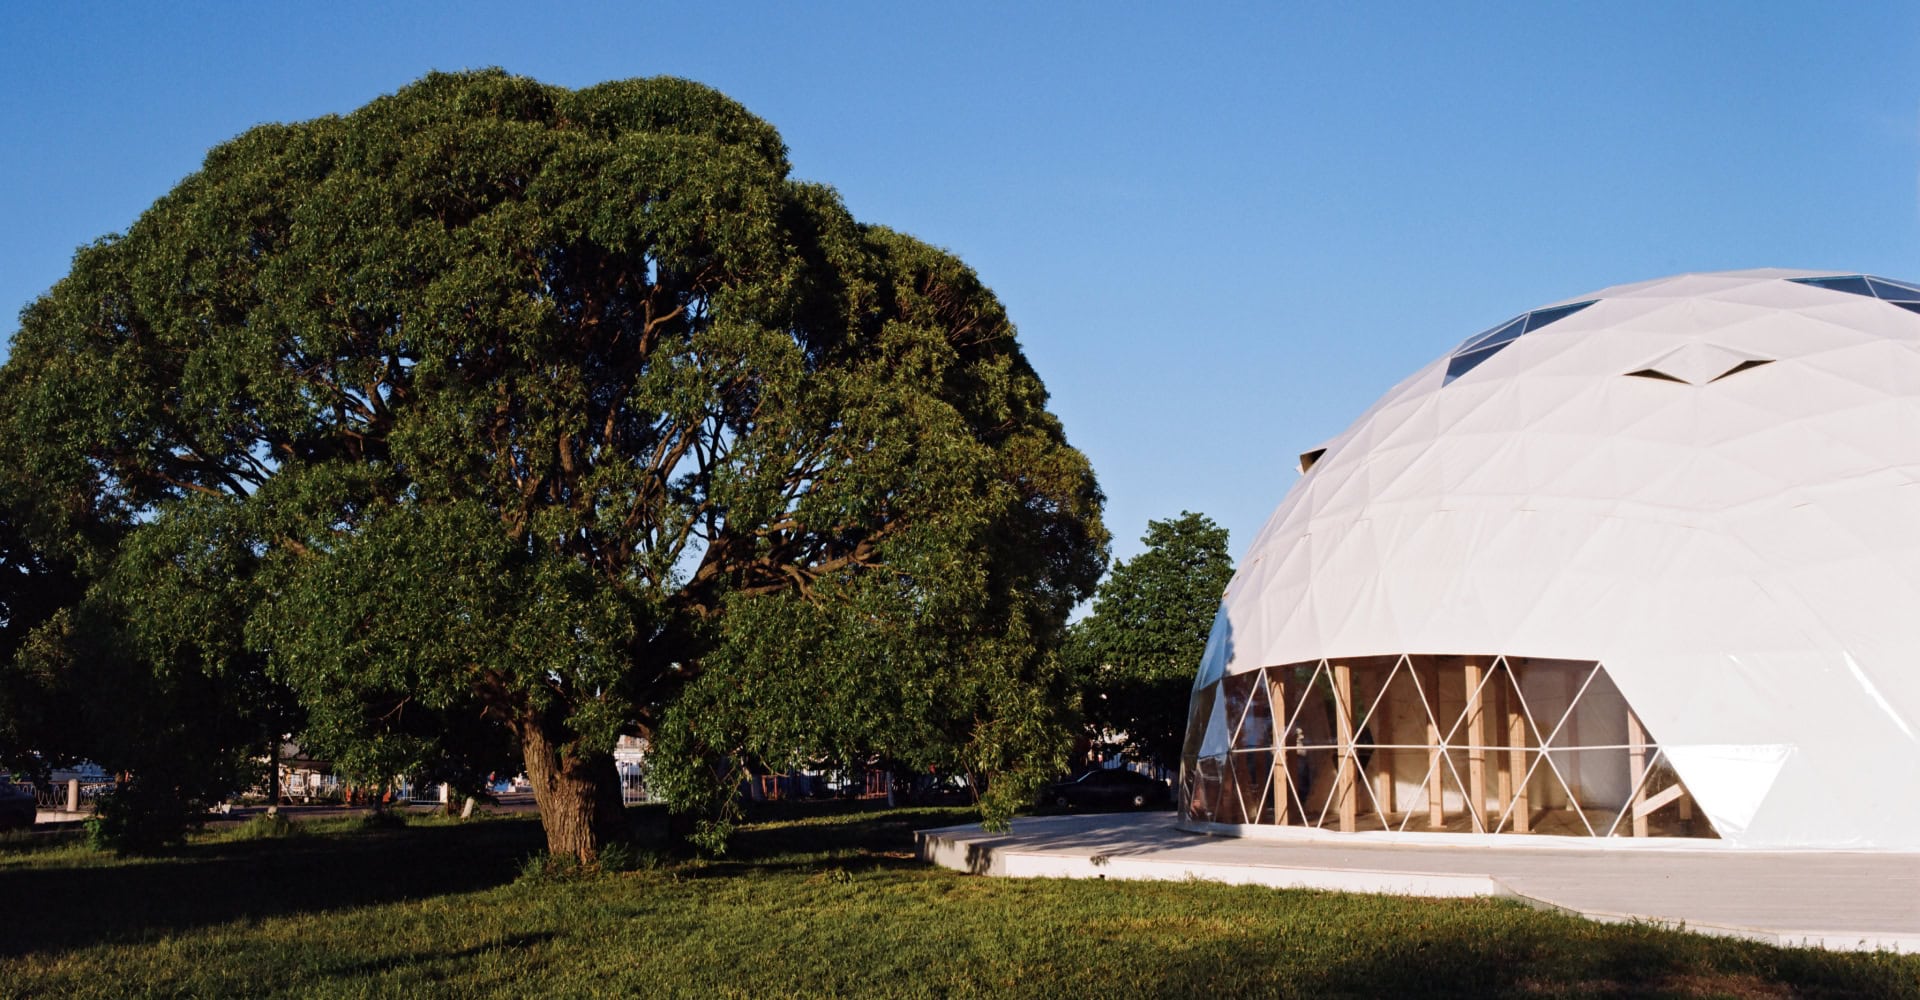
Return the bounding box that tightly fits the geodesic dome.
[1182,269,1920,849]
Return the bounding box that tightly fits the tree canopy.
[0,70,1107,858]
[1066,512,1233,766]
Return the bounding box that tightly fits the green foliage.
[0,69,1106,858]
[516,837,661,883]
[1066,512,1234,765]
[83,780,206,853]
[224,811,299,841]
[0,502,87,777]
[353,809,409,832]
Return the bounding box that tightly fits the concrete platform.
[916,812,1920,953]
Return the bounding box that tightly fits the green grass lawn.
[2,803,1916,999]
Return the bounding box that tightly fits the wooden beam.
[1371,674,1395,819]
[1634,782,1683,819]
[1627,710,1649,837]
[1265,669,1289,826]
[1422,661,1444,829]
[1464,662,1486,832]
[1333,663,1357,832]
[1507,673,1530,834]
[1493,673,1512,828]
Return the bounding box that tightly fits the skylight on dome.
[1444,300,1596,385]
[1789,274,1920,315]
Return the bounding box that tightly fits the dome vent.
[1625,343,1773,385]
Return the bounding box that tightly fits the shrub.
[515,839,661,884]
[84,784,202,853]
[226,812,299,841]
[355,810,407,832]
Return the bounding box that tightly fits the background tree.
[1066,512,1233,767]
[0,488,295,849]
[0,71,1106,860]
[0,498,85,776]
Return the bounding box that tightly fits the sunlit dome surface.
[1183,269,1920,849]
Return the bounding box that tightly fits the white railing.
[33,780,111,811]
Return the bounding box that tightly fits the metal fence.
[33,781,111,811]
[619,764,650,806]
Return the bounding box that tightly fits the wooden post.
[1333,663,1357,832]
[1627,709,1649,837]
[1422,662,1444,829]
[1464,662,1486,832]
[1563,670,1582,814]
[1371,681,1395,820]
[1493,677,1512,828]
[1507,677,1531,834]
[1266,670,1289,825]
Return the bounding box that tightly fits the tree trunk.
[519,714,628,863]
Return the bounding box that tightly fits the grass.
[1,804,1916,999]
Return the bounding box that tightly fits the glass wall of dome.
[1181,655,1715,839]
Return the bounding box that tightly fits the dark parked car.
[1045,768,1171,811]
[0,776,35,830]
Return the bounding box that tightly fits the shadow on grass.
[0,818,544,959]
[1137,899,1920,1000]
[321,930,558,979]
[672,800,978,880]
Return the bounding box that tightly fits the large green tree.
[1,70,1107,860]
[1066,512,1233,766]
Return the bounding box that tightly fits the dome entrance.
[1181,655,1717,840]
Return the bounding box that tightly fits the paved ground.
[917,811,1920,953]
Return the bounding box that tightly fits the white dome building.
[1182,269,1920,850]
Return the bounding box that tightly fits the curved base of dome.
[1175,816,1751,852]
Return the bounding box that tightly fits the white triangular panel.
[1198,689,1231,758]
[1662,744,1792,836]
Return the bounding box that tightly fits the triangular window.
[1443,301,1595,385]
[1790,273,1920,313]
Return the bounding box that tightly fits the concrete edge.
[1497,884,1920,954]
[916,826,1499,896]
[915,825,1920,955]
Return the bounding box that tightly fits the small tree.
[1067,512,1233,767]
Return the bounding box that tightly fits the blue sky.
[4,4,1917,572]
